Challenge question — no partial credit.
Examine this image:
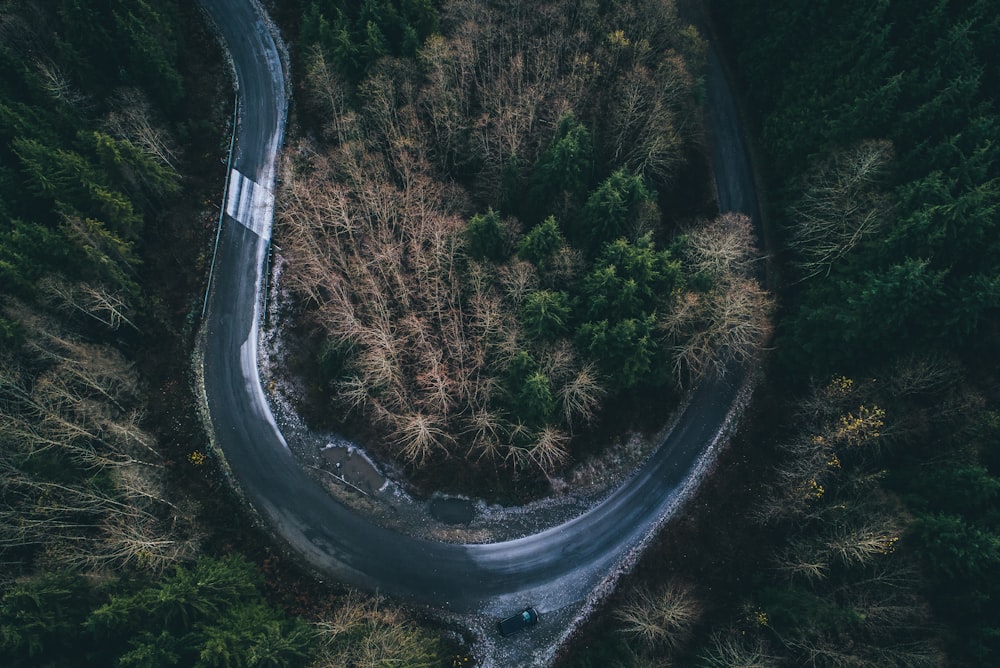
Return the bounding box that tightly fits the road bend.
[198,0,759,618]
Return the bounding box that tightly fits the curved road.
[198,0,759,619]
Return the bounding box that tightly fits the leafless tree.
[40,276,137,331]
[35,58,88,110]
[773,544,831,583]
[104,88,180,170]
[313,593,440,668]
[279,0,722,475]
[823,516,901,567]
[0,304,198,572]
[391,412,451,465]
[305,47,360,145]
[698,628,777,668]
[529,425,570,473]
[683,213,760,279]
[787,139,895,281]
[885,353,960,398]
[615,580,702,650]
[661,213,773,385]
[559,364,605,428]
[663,278,774,383]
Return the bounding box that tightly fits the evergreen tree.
[574,169,654,254]
[464,209,507,261]
[518,216,567,270]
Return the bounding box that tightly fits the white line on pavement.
[225,169,275,240]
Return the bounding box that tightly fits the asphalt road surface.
[198,0,759,619]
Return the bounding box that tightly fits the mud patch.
[321,444,387,496]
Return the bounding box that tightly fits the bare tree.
[104,88,180,170]
[559,364,605,428]
[661,213,773,385]
[34,58,88,110]
[0,304,198,572]
[313,594,440,668]
[787,139,895,280]
[391,412,451,465]
[771,534,833,582]
[40,276,137,331]
[529,426,570,473]
[278,0,720,476]
[683,213,760,279]
[663,278,774,383]
[823,516,901,567]
[885,353,960,398]
[615,580,702,650]
[463,407,505,463]
[417,33,475,167]
[698,628,777,668]
[304,47,360,145]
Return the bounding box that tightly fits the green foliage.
[0,316,23,348]
[90,130,181,198]
[318,338,354,386]
[572,235,678,389]
[719,0,1000,378]
[0,559,315,668]
[302,0,440,83]
[0,218,70,294]
[12,136,143,237]
[464,209,507,262]
[521,290,571,340]
[895,463,1000,518]
[717,4,1000,657]
[88,556,314,668]
[528,114,594,218]
[0,0,186,306]
[576,314,659,390]
[53,0,184,111]
[909,514,1000,585]
[518,216,567,270]
[0,573,97,667]
[518,372,557,426]
[580,236,681,322]
[573,169,655,254]
[502,351,555,426]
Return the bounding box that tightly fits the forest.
[558,0,1000,666]
[2,0,997,666]
[280,0,771,490]
[0,1,450,666]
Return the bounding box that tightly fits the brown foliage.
[280,0,714,477]
[313,593,440,668]
[0,304,200,572]
[615,580,703,649]
[662,214,773,383]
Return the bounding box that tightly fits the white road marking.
[225,169,275,240]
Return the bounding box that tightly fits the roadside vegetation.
[0,1,452,666]
[11,0,996,666]
[278,0,772,487]
[559,0,1000,666]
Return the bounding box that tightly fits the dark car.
[498,607,539,636]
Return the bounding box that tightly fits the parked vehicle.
[498,607,539,636]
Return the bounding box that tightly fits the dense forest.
[0,1,451,666]
[559,0,1000,666]
[279,0,771,490]
[4,0,998,666]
